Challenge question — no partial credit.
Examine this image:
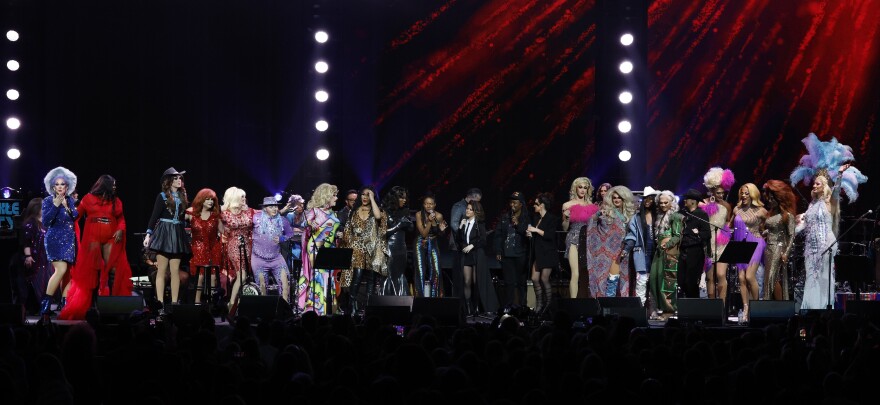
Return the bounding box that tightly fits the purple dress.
[731,206,767,268]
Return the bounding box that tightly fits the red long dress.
[59,193,133,320]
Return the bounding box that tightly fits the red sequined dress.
[222,208,255,280]
[189,211,222,273]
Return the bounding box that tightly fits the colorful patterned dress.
[296,207,339,315]
[583,209,631,297]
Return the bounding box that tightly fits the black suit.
[679,207,711,298]
[530,213,560,269]
[456,219,498,314]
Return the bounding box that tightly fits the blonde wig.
[308,183,338,209]
[736,183,764,208]
[568,177,594,203]
[601,185,636,222]
[221,186,247,212]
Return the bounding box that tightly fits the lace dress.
[799,200,836,309]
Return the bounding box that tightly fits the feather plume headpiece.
[789,133,868,202]
[703,166,736,191]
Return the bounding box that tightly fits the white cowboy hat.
[640,186,660,196]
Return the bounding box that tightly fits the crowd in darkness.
[1,308,878,405]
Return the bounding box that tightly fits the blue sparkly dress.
[42,195,78,263]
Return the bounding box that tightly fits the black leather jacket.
[386,211,414,255]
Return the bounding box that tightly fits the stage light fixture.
[315,90,328,102]
[316,148,329,160]
[6,89,19,101]
[274,193,283,201]
[617,120,632,133]
[6,30,18,42]
[620,33,634,46]
[7,148,21,160]
[7,60,19,71]
[1,187,11,198]
[6,117,21,130]
[315,31,329,43]
[315,120,328,131]
[618,150,632,162]
[618,91,633,104]
[315,61,328,73]
[619,60,633,74]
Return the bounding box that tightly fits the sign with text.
[0,199,22,238]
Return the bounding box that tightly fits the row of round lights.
[314,31,330,161]
[617,33,634,162]
[5,30,22,160]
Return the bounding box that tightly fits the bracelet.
[24,255,31,257]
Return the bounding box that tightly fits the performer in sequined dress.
[40,166,79,316]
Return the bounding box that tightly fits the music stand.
[311,247,353,315]
[718,241,758,316]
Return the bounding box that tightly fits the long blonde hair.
[307,183,338,209]
[600,185,636,222]
[568,177,594,203]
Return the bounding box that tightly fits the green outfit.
[649,212,683,313]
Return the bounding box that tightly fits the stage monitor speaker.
[236,296,292,324]
[365,295,413,325]
[749,300,796,326]
[677,298,725,325]
[598,297,642,309]
[96,296,144,323]
[0,303,24,325]
[170,304,212,326]
[556,298,601,320]
[843,300,880,323]
[411,297,462,327]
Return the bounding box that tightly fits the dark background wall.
[1,0,877,270]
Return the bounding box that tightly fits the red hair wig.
[192,188,220,215]
[762,180,797,222]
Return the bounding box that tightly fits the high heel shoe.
[56,297,67,313]
[40,296,54,316]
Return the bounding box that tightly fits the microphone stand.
[682,209,733,305]
[822,208,874,310]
